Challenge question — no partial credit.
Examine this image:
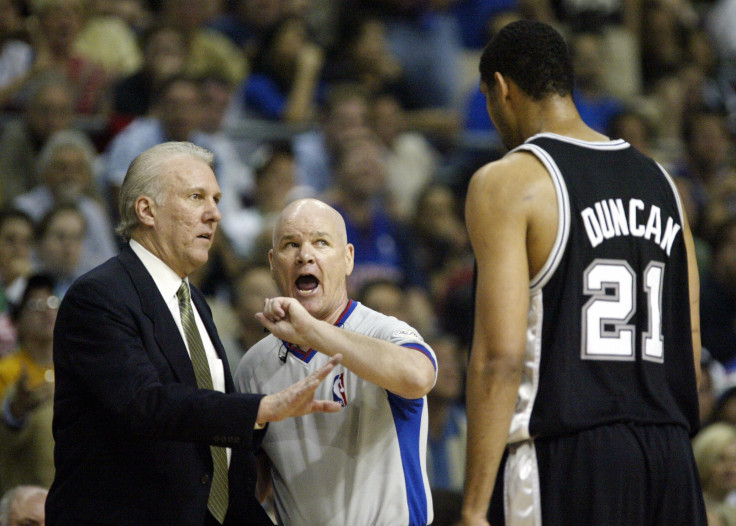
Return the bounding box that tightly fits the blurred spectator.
[701,216,736,369]
[196,73,255,229]
[0,0,33,95]
[9,0,111,116]
[357,278,404,320]
[714,387,736,428]
[0,208,34,356]
[34,203,85,298]
[91,0,153,33]
[111,24,186,127]
[675,108,735,222]
[224,263,280,374]
[208,0,285,60]
[357,277,437,337]
[426,332,466,492]
[411,182,470,296]
[326,133,424,295]
[292,82,372,194]
[0,274,56,493]
[701,354,720,427]
[220,139,301,261]
[692,422,736,525]
[570,31,624,134]
[639,0,697,91]
[73,0,143,82]
[371,92,439,222]
[234,15,325,124]
[0,73,74,204]
[323,10,406,103]
[352,0,463,111]
[0,485,48,526]
[160,0,247,87]
[14,129,118,274]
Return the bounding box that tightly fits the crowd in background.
[0,0,734,524]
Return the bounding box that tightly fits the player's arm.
[461,157,531,525]
[681,206,701,387]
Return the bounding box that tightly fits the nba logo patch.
[332,373,347,407]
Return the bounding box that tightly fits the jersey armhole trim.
[512,143,571,291]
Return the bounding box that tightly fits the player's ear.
[494,72,510,101]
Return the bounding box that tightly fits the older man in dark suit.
[46,141,342,526]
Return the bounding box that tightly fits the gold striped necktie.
[177,281,229,523]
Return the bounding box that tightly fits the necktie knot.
[177,280,191,306]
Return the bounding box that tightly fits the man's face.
[0,217,34,281]
[159,81,200,142]
[269,201,354,322]
[40,210,85,276]
[44,146,91,203]
[145,155,222,277]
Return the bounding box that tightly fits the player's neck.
[522,97,608,143]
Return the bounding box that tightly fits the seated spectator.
[0,208,35,356]
[111,24,187,128]
[370,92,439,222]
[160,0,247,87]
[570,31,624,134]
[692,422,736,525]
[208,0,285,60]
[701,216,736,369]
[326,133,425,295]
[220,140,303,261]
[0,73,75,204]
[14,130,118,274]
[426,332,467,493]
[236,14,325,124]
[0,275,56,493]
[9,0,111,116]
[292,82,372,194]
[73,0,143,82]
[0,485,48,526]
[0,0,33,98]
[34,203,85,298]
[224,263,280,375]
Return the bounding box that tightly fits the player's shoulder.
[469,150,547,198]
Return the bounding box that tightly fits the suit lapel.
[190,287,235,392]
[118,246,199,387]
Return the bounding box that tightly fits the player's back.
[508,132,699,443]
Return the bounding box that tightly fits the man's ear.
[135,196,156,227]
[345,243,355,277]
[494,71,510,101]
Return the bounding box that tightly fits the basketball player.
[234,198,436,525]
[461,20,706,526]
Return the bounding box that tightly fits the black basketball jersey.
[504,133,699,444]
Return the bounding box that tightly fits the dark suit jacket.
[46,245,274,526]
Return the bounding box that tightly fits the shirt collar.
[129,239,187,302]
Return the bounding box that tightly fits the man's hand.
[256,354,343,425]
[256,297,315,348]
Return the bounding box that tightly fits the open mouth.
[295,274,319,294]
[197,233,212,240]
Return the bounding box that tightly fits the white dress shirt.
[129,239,226,394]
